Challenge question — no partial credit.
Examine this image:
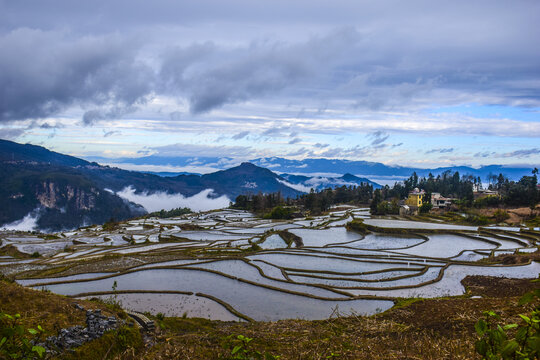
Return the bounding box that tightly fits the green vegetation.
[62,326,142,360]
[386,170,476,204]
[487,169,539,208]
[475,284,539,359]
[419,202,433,214]
[380,169,538,215]
[147,207,192,219]
[233,184,373,216]
[345,219,370,235]
[275,230,303,247]
[525,216,540,228]
[370,189,400,215]
[465,213,492,226]
[262,206,296,220]
[0,312,46,359]
[102,218,121,231]
[39,234,61,240]
[493,209,510,223]
[223,334,280,360]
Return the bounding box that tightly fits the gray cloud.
[169,111,183,121]
[0,1,539,127]
[151,143,256,158]
[82,105,138,126]
[261,126,293,138]
[0,128,25,140]
[368,131,390,146]
[288,137,302,144]
[286,144,377,159]
[232,131,250,140]
[0,29,153,123]
[502,148,540,158]
[425,148,454,154]
[474,151,496,158]
[103,130,122,137]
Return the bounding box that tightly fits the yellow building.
[405,188,425,208]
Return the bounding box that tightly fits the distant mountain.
[199,162,301,199]
[280,173,381,191]
[0,140,303,230]
[91,153,536,182]
[142,171,201,177]
[0,139,91,167]
[86,155,230,170]
[250,157,535,182]
[0,161,145,231]
[2,139,534,231]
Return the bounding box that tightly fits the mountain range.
[1,140,377,231]
[88,155,536,183]
[1,139,535,231]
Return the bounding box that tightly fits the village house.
[430,192,455,209]
[405,188,425,208]
[473,183,499,200]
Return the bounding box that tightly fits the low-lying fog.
[116,186,231,212]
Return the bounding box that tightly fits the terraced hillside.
[2,206,539,323]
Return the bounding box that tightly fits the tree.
[370,189,382,214]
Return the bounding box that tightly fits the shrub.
[0,312,46,359]
[466,214,492,226]
[419,203,433,214]
[263,206,295,220]
[346,219,369,235]
[223,334,280,360]
[493,209,510,223]
[373,200,400,215]
[475,284,539,359]
[64,326,143,360]
[474,196,502,208]
[148,207,192,219]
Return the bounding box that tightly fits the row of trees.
[232,169,539,217]
[481,169,538,208]
[373,169,539,213]
[384,170,475,201]
[232,183,375,216]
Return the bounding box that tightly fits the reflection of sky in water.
[5,207,537,321]
[41,268,393,321]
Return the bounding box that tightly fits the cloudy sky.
[1,0,539,171]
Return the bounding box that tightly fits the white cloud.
[1,210,39,231]
[276,179,311,193]
[115,186,231,212]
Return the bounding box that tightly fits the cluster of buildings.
[403,188,455,211]
[400,186,500,215]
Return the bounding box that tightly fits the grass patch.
[0,244,31,259]
[391,297,425,310]
[39,234,61,240]
[61,326,143,360]
[345,218,370,234]
[0,280,117,337]
[155,316,217,333]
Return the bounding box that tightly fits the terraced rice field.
[2,207,539,322]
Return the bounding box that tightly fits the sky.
[0,0,539,172]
